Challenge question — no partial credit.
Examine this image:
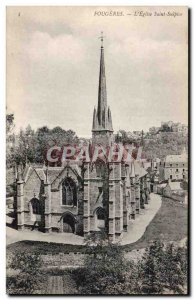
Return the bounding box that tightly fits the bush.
[74,233,130,295]
[7,252,44,294]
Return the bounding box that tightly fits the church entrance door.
[63,214,75,233]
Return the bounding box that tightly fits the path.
[6,193,161,246]
[6,227,84,246]
[46,274,77,295]
[121,193,162,245]
[47,276,64,294]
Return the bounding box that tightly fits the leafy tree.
[75,233,130,295]
[8,125,80,166]
[6,113,14,133]
[161,243,188,293]
[140,241,165,294]
[140,241,187,294]
[6,114,15,167]
[34,126,51,163]
[7,252,44,294]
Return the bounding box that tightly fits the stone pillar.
[153,173,159,193]
[140,178,145,209]
[130,177,136,219]
[121,164,128,231]
[108,163,115,242]
[114,163,123,240]
[135,174,140,213]
[17,179,24,230]
[146,175,151,203]
[83,163,90,237]
[44,182,51,233]
[123,178,129,231]
[125,165,132,222]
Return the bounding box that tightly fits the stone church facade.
[16,42,151,241]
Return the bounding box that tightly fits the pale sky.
[7,6,188,137]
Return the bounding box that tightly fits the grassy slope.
[123,197,188,251]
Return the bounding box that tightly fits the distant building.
[149,122,188,136]
[159,148,188,181]
[157,180,188,204]
[172,123,188,135]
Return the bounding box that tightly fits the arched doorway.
[29,198,42,222]
[62,213,76,233]
[95,207,105,230]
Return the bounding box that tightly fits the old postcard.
[6,6,188,295]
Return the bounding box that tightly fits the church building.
[16,37,151,241]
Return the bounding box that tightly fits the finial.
[99,31,105,48]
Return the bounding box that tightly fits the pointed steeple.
[92,33,113,133]
[97,45,107,126]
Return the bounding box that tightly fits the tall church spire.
[97,37,107,126]
[92,33,113,133]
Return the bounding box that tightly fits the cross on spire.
[99,31,105,48]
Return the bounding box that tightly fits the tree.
[161,243,188,293]
[6,114,15,167]
[74,233,130,295]
[7,252,44,294]
[6,113,14,134]
[140,241,165,294]
[140,241,187,294]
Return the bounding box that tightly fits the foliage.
[7,124,79,167]
[7,252,44,294]
[73,236,188,295]
[115,129,187,160]
[6,114,14,133]
[6,114,15,167]
[143,132,188,160]
[74,233,130,295]
[139,241,188,294]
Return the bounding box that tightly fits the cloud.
[25,31,86,63]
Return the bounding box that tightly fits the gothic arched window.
[62,177,77,206]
